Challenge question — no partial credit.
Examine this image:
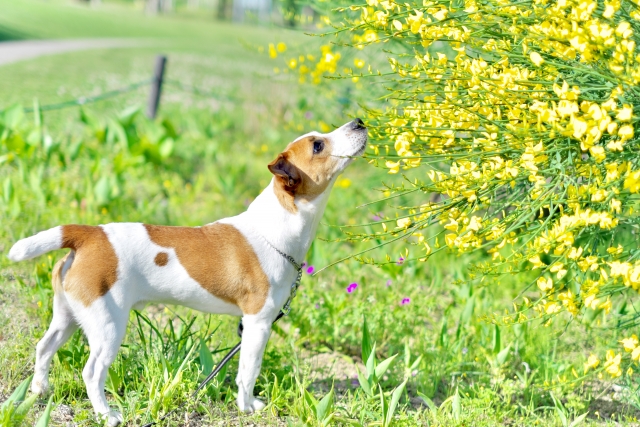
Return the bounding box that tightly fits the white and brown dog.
[8,119,367,426]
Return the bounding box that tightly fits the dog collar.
[257,234,303,316]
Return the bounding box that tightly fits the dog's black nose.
[351,118,366,130]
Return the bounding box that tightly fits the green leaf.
[107,367,122,395]
[1,375,32,410]
[4,104,24,129]
[379,385,388,425]
[15,394,38,417]
[437,313,448,347]
[35,396,54,427]
[108,119,129,151]
[366,342,377,378]
[410,355,423,371]
[385,379,407,427]
[492,324,501,354]
[94,176,111,206]
[362,316,373,364]
[452,387,461,421]
[118,104,141,126]
[569,412,589,427]
[417,391,437,413]
[304,389,317,409]
[199,338,214,376]
[315,386,334,422]
[460,293,475,325]
[3,177,13,204]
[374,353,398,379]
[496,343,512,365]
[550,392,568,427]
[356,366,372,396]
[159,138,174,159]
[403,341,411,368]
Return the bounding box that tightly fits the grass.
[0,1,639,426]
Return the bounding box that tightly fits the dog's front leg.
[236,315,271,413]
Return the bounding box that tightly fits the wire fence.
[23,78,153,113]
[7,56,240,117]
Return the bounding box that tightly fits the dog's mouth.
[353,141,366,157]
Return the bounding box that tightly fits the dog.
[8,119,367,426]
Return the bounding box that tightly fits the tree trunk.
[146,0,161,14]
[217,0,229,20]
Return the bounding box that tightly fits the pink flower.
[396,257,404,265]
[346,283,358,293]
[306,266,315,274]
[401,297,410,305]
[386,279,392,287]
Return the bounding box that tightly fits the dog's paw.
[238,397,266,413]
[98,410,123,427]
[30,378,50,396]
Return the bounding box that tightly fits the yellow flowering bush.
[273,0,640,379]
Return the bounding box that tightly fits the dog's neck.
[242,178,335,263]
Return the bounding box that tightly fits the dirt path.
[0,38,143,66]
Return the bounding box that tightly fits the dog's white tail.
[8,226,64,261]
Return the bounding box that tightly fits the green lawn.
[0,1,639,426]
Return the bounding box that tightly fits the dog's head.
[268,119,367,210]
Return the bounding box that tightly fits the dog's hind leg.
[32,292,78,395]
[236,315,272,413]
[78,302,128,427]
[32,254,78,396]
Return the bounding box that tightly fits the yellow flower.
[338,178,351,188]
[396,217,411,228]
[625,170,640,193]
[584,354,600,372]
[444,218,459,232]
[277,42,287,52]
[269,43,277,58]
[610,198,621,213]
[604,350,622,377]
[354,58,365,68]
[589,146,606,162]
[529,255,545,269]
[599,298,613,314]
[385,161,400,174]
[618,124,634,141]
[620,335,638,352]
[432,8,448,21]
[537,277,553,292]
[530,52,544,66]
[616,105,633,121]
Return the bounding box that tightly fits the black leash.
[141,233,301,427]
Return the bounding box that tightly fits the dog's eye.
[313,140,324,154]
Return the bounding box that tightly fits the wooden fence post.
[147,55,167,119]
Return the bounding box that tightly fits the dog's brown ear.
[268,153,301,188]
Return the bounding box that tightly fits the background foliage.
[0,0,639,425]
[270,0,640,387]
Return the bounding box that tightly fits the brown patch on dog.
[144,223,270,315]
[268,135,338,213]
[154,252,169,266]
[51,253,71,294]
[59,225,119,306]
[268,152,300,214]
